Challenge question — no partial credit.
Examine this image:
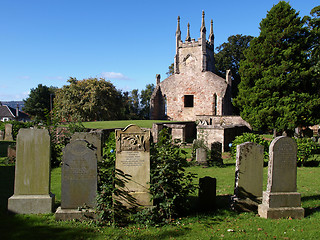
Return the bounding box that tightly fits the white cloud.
[101,72,130,80]
[45,76,65,81]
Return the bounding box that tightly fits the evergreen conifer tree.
[234,1,320,132]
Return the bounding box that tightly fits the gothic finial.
[209,19,214,43]
[176,16,181,34]
[185,23,191,42]
[201,10,206,32]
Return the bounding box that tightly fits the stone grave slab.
[198,176,216,211]
[8,129,54,214]
[55,139,97,220]
[115,124,152,207]
[258,136,304,219]
[196,148,207,165]
[232,142,264,211]
[4,124,13,141]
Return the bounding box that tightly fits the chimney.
[156,74,161,85]
[16,104,19,118]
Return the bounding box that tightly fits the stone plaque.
[61,140,97,209]
[8,128,54,214]
[258,136,304,219]
[4,124,13,141]
[115,124,152,206]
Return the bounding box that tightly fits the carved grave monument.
[258,136,304,219]
[115,124,152,207]
[8,129,55,214]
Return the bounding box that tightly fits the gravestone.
[198,176,216,211]
[8,129,55,214]
[211,142,223,165]
[0,130,4,140]
[196,148,207,165]
[4,124,13,141]
[258,136,304,219]
[115,124,152,207]
[71,131,102,162]
[55,139,97,220]
[232,142,264,211]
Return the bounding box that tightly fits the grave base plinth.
[55,207,96,221]
[258,191,304,219]
[8,193,55,214]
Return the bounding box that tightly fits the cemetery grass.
[1,166,320,239]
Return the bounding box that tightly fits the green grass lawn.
[1,163,320,239]
[83,120,175,129]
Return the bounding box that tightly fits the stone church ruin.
[150,11,250,151]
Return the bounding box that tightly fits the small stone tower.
[174,11,216,75]
[150,11,233,121]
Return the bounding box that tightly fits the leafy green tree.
[214,34,253,109]
[234,1,320,132]
[23,84,57,122]
[53,77,124,122]
[166,63,174,77]
[140,83,155,119]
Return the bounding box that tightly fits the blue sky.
[0,0,318,101]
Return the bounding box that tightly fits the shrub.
[295,137,320,166]
[230,132,270,161]
[149,128,197,223]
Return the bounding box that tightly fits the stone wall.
[197,125,250,152]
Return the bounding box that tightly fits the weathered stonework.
[150,12,233,121]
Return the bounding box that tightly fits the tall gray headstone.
[196,148,207,165]
[232,142,264,211]
[4,124,13,141]
[115,124,152,207]
[258,136,304,219]
[8,129,55,214]
[55,139,97,220]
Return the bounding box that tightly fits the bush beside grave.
[230,133,270,161]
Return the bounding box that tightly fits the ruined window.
[184,95,194,107]
[213,93,217,115]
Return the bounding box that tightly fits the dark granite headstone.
[198,176,216,211]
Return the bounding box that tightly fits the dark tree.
[140,83,155,119]
[214,34,253,108]
[23,84,57,122]
[234,1,320,132]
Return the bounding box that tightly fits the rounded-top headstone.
[267,136,297,192]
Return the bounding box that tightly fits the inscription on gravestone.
[115,124,152,207]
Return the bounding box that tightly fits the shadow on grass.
[0,166,14,214]
[0,213,98,240]
[302,195,320,217]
